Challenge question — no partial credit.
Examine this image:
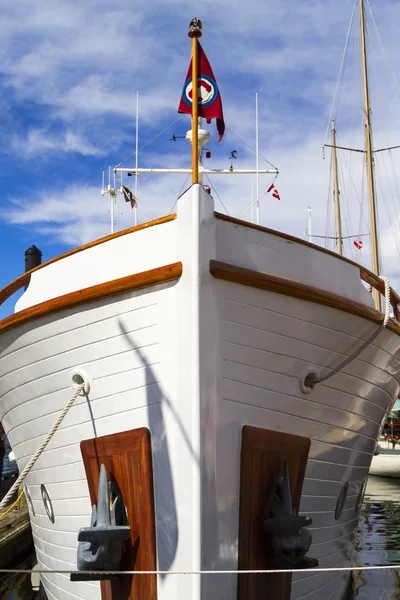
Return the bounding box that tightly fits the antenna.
[255,92,260,225]
[101,165,118,234]
[134,89,139,227]
[229,150,237,171]
[251,178,254,223]
[307,205,312,243]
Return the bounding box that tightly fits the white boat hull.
[370,443,400,478]
[1,185,399,600]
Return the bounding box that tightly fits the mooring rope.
[313,276,392,385]
[0,383,85,512]
[0,489,24,520]
[1,564,400,575]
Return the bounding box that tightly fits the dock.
[0,488,33,569]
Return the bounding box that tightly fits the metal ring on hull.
[24,484,35,516]
[335,481,349,520]
[71,368,91,396]
[299,366,320,394]
[41,484,55,524]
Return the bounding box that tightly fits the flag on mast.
[267,184,280,200]
[178,42,225,141]
[122,185,136,208]
[354,238,363,250]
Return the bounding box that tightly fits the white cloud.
[11,129,104,157]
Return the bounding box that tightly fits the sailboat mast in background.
[360,0,381,310]
[331,120,343,256]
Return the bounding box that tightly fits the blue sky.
[2,0,400,319]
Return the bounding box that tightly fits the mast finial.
[188,17,202,39]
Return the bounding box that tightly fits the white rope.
[313,277,391,385]
[0,383,85,512]
[1,564,400,575]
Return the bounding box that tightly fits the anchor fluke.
[264,462,318,569]
[72,464,131,581]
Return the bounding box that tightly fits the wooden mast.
[188,18,202,185]
[331,120,343,255]
[360,0,381,311]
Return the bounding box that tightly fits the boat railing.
[0,213,399,324]
[0,215,178,314]
[360,269,400,320]
[215,213,400,321]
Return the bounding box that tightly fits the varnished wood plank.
[0,262,182,334]
[360,268,400,305]
[0,214,176,307]
[238,426,311,600]
[209,260,400,336]
[214,212,400,307]
[81,428,157,600]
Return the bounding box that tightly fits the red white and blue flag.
[178,42,225,141]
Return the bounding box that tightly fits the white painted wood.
[0,186,400,600]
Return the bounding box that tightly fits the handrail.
[0,214,177,309]
[0,275,31,308]
[0,263,183,335]
[360,269,400,313]
[210,260,400,337]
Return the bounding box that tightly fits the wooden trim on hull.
[0,262,182,334]
[0,214,177,308]
[209,260,400,336]
[214,212,400,306]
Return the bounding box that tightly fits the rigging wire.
[336,135,369,233]
[366,0,400,108]
[204,175,229,215]
[368,3,400,268]
[324,146,334,250]
[224,126,278,171]
[114,117,184,169]
[376,152,400,255]
[336,131,361,258]
[135,200,159,221]
[366,0,400,260]
[235,179,278,220]
[323,0,358,143]
[169,175,190,214]
[356,161,366,265]
[375,158,400,258]
[348,9,362,208]
[338,152,358,261]
[324,2,357,251]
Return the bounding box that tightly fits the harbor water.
[1,476,400,599]
[350,475,400,598]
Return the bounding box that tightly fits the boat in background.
[0,6,400,600]
[370,400,400,478]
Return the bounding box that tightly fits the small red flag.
[267,184,280,200]
[178,42,225,141]
[354,239,363,250]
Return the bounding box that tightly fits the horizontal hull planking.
[0,185,399,600]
